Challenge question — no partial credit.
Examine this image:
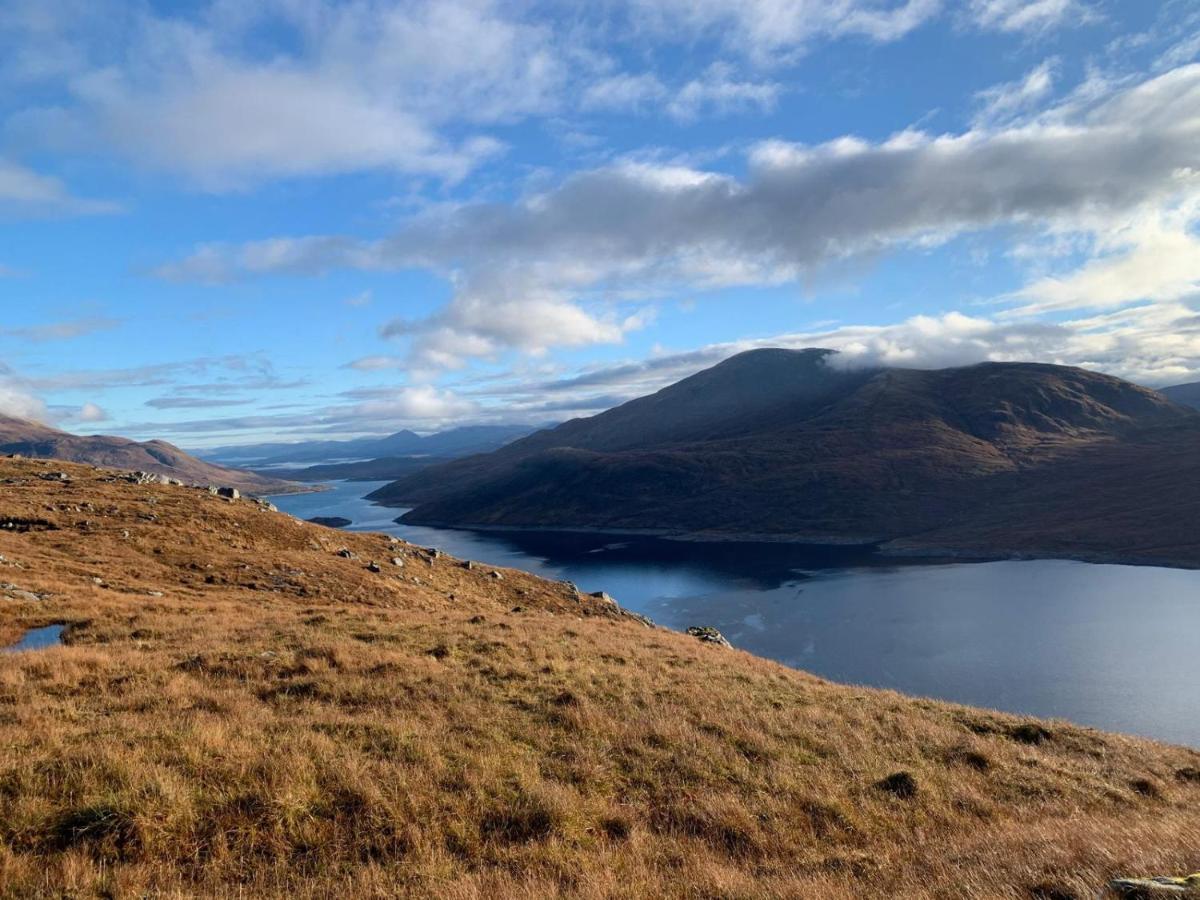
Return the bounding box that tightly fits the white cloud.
[973,59,1057,126]
[344,355,406,372]
[666,64,781,121]
[968,0,1097,34]
[0,158,116,218]
[0,364,46,421]
[630,0,942,62]
[76,402,109,423]
[344,384,477,421]
[158,65,1200,368]
[581,73,668,113]
[1011,201,1200,314]
[6,0,562,188]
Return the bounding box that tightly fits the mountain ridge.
[371,349,1200,566]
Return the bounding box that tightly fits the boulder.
[686,626,732,648]
[366,562,382,573]
[335,548,356,560]
[216,487,240,500]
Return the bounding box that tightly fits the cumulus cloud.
[76,402,108,423]
[0,364,46,421]
[157,64,1200,368]
[5,0,559,188]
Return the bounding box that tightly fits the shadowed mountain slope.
[0,414,297,494]
[372,349,1200,566]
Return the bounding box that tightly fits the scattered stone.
[686,626,732,648]
[366,562,382,573]
[0,517,57,533]
[490,570,503,580]
[91,577,107,588]
[216,487,240,500]
[335,548,356,560]
[429,549,442,559]
[1109,874,1200,897]
[307,516,352,529]
[38,472,71,483]
[465,560,477,570]
[390,557,405,568]
[0,584,42,602]
[147,590,164,598]
[874,771,918,799]
[589,590,616,604]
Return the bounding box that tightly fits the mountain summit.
[372,349,1200,566]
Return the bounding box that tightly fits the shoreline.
[390,513,1200,571]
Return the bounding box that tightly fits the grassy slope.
[0,458,1196,899]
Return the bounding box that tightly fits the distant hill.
[261,455,450,483]
[203,424,538,467]
[0,414,298,495]
[372,348,1200,566]
[1161,381,1200,410]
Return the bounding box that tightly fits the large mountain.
[371,348,1200,566]
[203,424,538,467]
[0,414,297,494]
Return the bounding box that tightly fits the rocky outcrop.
[686,626,732,648]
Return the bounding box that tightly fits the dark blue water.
[277,481,1200,747]
[2,625,64,653]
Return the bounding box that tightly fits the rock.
[686,626,732,648]
[38,472,71,483]
[336,548,357,559]
[307,517,352,529]
[0,584,42,602]
[1109,875,1200,897]
[490,570,503,580]
[216,487,240,500]
[366,561,382,573]
[391,557,405,568]
[874,771,918,799]
[465,560,477,570]
[429,549,442,559]
[589,590,616,604]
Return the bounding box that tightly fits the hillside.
[372,350,1200,567]
[0,456,1196,897]
[0,414,298,495]
[1162,381,1200,410]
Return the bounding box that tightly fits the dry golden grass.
[0,457,1196,899]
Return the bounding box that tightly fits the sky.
[1,0,1199,448]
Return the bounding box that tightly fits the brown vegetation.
[0,457,1196,898]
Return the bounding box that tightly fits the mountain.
[0,455,1194,897]
[203,424,538,467]
[371,348,1200,566]
[1161,381,1200,410]
[0,414,298,494]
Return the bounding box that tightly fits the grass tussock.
[0,458,1196,898]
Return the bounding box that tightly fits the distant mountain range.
[0,415,297,494]
[202,424,538,468]
[370,348,1200,567]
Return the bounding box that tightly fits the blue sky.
[1,0,1198,448]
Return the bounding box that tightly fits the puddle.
[2,624,65,653]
